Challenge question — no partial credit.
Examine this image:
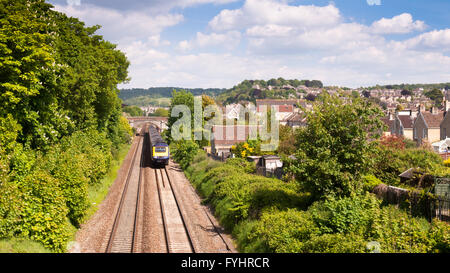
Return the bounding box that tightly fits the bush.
[249,209,318,253]
[173,140,199,169]
[14,171,71,252]
[308,193,380,235]
[361,174,383,192]
[371,145,446,186]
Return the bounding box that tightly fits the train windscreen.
[155,147,167,153]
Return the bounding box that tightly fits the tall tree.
[286,92,385,200]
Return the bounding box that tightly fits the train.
[148,125,170,166]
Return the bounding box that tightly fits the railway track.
[105,132,144,253]
[103,124,233,253]
[155,166,196,253]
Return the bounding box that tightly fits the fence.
[373,184,449,222]
[433,197,449,222]
[256,167,284,180]
[208,153,230,162]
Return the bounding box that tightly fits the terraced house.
[413,107,445,145]
[391,113,415,140]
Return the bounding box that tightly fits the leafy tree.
[122,106,143,117]
[424,88,444,106]
[150,108,169,117]
[286,92,385,200]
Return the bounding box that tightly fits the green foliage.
[217,78,323,104]
[0,237,52,253]
[172,139,199,169]
[150,108,169,117]
[247,209,319,253]
[176,135,449,253]
[308,193,380,235]
[14,170,70,252]
[371,145,446,186]
[424,88,444,106]
[287,92,385,200]
[0,0,133,252]
[361,174,383,192]
[122,106,143,117]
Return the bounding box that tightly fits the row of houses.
[386,101,450,153]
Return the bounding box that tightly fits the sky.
[48,0,450,89]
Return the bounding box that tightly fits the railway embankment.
[173,147,449,253]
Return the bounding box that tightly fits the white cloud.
[371,13,426,34]
[178,31,241,51]
[66,0,81,6]
[209,0,341,32]
[53,4,183,43]
[400,29,450,50]
[55,0,450,89]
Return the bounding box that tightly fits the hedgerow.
[0,129,129,251]
[173,143,449,253]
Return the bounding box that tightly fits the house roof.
[282,112,306,123]
[421,112,444,128]
[397,115,415,129]
[256,99,298,106]
[212,125,259,145]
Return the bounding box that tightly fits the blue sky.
[49,0,450,88]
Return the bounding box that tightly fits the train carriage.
[149,125,170,166]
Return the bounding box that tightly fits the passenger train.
[148,125,170,166]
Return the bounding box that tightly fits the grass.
[0,238,52,253]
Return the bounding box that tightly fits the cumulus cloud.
[54,0,450,88]
[53,4,183,43]
[400,29,450,50]
[370,13,426,34]
[52,0,240,13]
[209,0,341,31]
[178,31,242,51]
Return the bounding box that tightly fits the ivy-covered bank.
[173,147,449,253]
[0,1,133,252]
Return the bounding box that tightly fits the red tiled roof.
[421,112,444,128]
[256,99,298,106]
[397,115,415,129]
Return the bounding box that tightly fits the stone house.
[413,107,445,145]
[281,112,307,129]
[391,114,415,140]
[439,101,450,140]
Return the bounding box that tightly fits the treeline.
[119,87,226,101]
[0,0,132,252]
[364,83,450,91]
[217,78,323,105]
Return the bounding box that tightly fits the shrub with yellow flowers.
[231,139,261,158]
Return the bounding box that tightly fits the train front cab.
[152,143,169,166]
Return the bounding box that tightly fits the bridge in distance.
[127,116,169,131]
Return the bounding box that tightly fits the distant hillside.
[362,83,450,91]
[216,78,323,105]
[119,87,227,101]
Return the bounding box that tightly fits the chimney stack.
[432,106,439,114]
[419,104,425,113]
[445,100,450,112]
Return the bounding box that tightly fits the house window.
[444,128,447,139]
[423,128,428,139]
[414,127,417,139]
